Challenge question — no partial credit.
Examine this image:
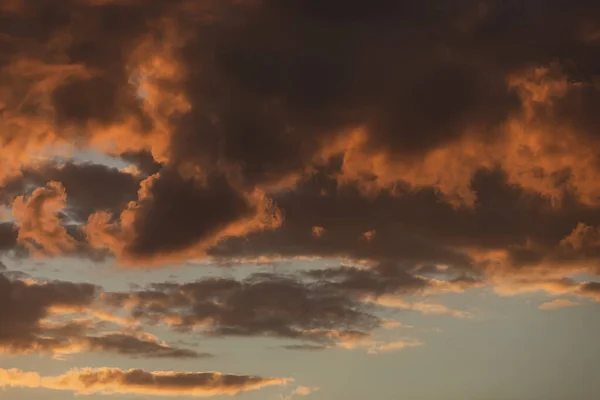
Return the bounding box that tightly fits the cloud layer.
[2,1,600,397]
[0,0,599,274]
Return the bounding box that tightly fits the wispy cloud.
[539,299,581,310]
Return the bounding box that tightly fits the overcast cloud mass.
[1,1,600,399]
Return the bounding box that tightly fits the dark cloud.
[0,162,140,221]
[580,282,600,301]
[122,170,271,260]
[0,163,141,258]
[170,0,523,187]
[0,274,98,353]
[84,333,210,359]
[1,0,600,273]
[210,167,600,276]
[104,265,467,348]
[305,263,430,298]
[42,1,174,132]
[281,344,327,351]
[52,76,128,127]
[0,274,210,358]
[119,150,163,176]
[0,223,18,253]
[105,272,382,345]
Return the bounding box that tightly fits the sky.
[1,0,600,399]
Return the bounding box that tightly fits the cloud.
[0,162,141,221]
[281,344,327,351]
[538,299,581,310]
[292,386,318,396]
[0,0,594,264]
[366,339,424,354]
[0,0,599,332]
[0,367,291,397]
[11,181,76,256]
[102,265,469,351]
[86,170,282,264]
[281,385,320,400]
[579,282,600,301]
[372,296,472,319]
[0,223,18,253]
[83,333,211,359]
[104,272,382,346]
[311,226,326,238]
[0,274,208,359]
[306,264,427,295]
[0,273,98,354]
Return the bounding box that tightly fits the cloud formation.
[0,273,97,354]
[0,274,207,359]
[0,367,290,397]
[0,0,599,271]
[11,181,76,255]
[102,265,468,351]
[104,272,382,347]
[2,4,600,398]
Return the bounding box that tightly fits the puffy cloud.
[0,162,141,221]
[11,181,76,255]
[0,367,291,397]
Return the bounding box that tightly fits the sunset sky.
[1,1,600,399]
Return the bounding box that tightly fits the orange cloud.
[280,385,320,400]
[372,296,472,319]
[311,226,326,238]
[538,299,581,310]
[366,339,424,354]
[0,367,291,397]
[11,181,76,256]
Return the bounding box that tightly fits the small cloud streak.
[539,299,581,310]
[366,339,423,354]
[280,385,320,400]
[373,295,472,319]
